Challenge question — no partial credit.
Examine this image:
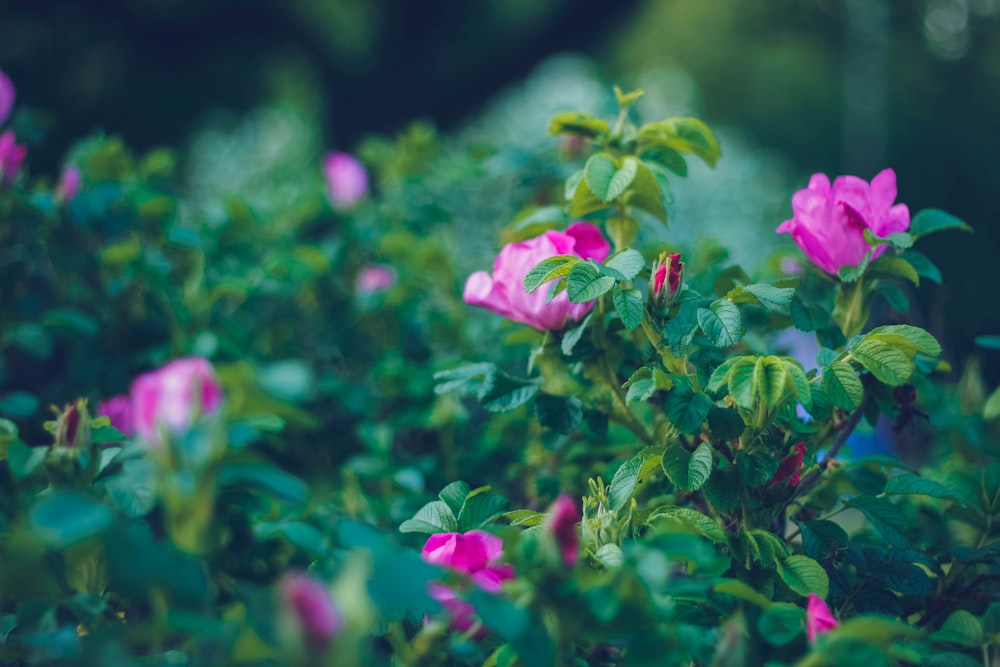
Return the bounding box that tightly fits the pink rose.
[280,573,341,650]
[323,152,368,209]
[547,493,581,566]
[464,222,611,330]
[0,69,14,127]
[356,264,397,294]
[806,593,839,641]
[776,169,909,275]
[421,530,514,593]
[130,357,223,443]
[58,164,81,202]
[0,131,26,185]
[98,394,135,438]
[427,583,484,637]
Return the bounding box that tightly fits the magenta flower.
[769,442,807,490]
[130,357,223,443]
[776,169,909,275]
[356,264,397,294]
[649,251,683,314]
[99,395,135,438]
[0,131,26,184]
[806,593,839,641]
[323,152,368,209]
[547,494,581,566]
[464,222,611,330]
[280,573,342,650]
[421,530,514,593]
[427,583,484,637]
[58,164,81,202]
[0,69,14,127]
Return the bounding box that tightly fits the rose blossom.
[356,264,397,294]
[323,152,368,209]
[98,394,135,438]
[0,69,14,127]
[279,573,341,650]
[58,164,82,202]
[130,357,223,443]
[0,131,26,184]
[776,169,909,275]
[464,222,610,330]
[806,593,839,641]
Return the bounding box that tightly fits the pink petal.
[563,221,611,262]
[0,70,13,127]
[806,593,839,641]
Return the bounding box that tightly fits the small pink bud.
[356,264,397,294]
[98,395,135,438]
[280,573,341,650]
[130,357,223,444]
[0,130,26,185]
[0,69,14,127]
[806,593,839,641]
[54,399,90,450]
[323,152,368,209]
[547,494,581,566]
[58,164,81,202]
[649,251,683,314]
[770,442,807,490]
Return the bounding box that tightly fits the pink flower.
[427,583,484,637]
[356,264,397,294]
[421,530,514,593]
[0,69,14,127]
[280,573,341,650]
[770,442,807,489]
[806,593,839,641]
[323,152,368,209]
[58,164,81,202]
[776,169,909,275]
[99,395,135,438]
[0,131,26,184]
[649,251,683,314]
[464,222,611,330]
[547,494,581,566]
[130,357,223,443]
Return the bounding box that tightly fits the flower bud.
[57,164,81,203]
[0,130,26,185]
[323,152,368,210]
[130,357,223,445]
[0,69,14,127]
[806,593,838,641]
[53,399,92,451]
[279,573,342,652]
[769,442,806,490]
[546,494,581,567]
[648,252,683,315]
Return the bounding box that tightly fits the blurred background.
[1,0,998,377]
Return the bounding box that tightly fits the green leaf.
[851,338,915,386]
[822,360,864,410]
[927,653,984,667]
[661,441,714,491]
[568,176,613,217]
[649,506,726,542]
[625,161,668,224]
[739,451,779,488]
[504,510,546,527]
[523,255,581,294]
[800,520,850,562]
[838,252,871,283]
[561,312,592,356]
[707,357,743,393]
[604,157,638,202]
[612,285,644,330]
[458,493,509,531]
[911,208,973,237]
[30,491,115,550]
[434,362,496,396]
[930,610,984,647]
[975,334,1000,350]
[884,474,963,505]
[781,358,812,408]
[566,262,615,303]
[42,308,99,338]
[603,248,645,280]
[399,500,458,534]
[663,386,714,434]
[548,112,610,139]
[727,358,758,410]
[438,481,472,516]
[866,325,942,357]
[584,153,617,201]
[639,117,721,167]
[900,250,943,284]
[218,463,308,505]
[875,281,910,313]
[7,440,48,478]
[984,386,1000,421]
[868,256,920,285]
[707,406,745,441]
[640,146,687,176]
[726,284,795,312]
[847,495,914,548]
[776,555,829,598]
[704,463,740,510]
[758,357,789,408]
[790,295,829,332]
[758,603,805,645]
[479,373,541,413]
[697,299,744,349]
[608,448,662,511]
[104,459,157,517]
[535,394,583,433]
[715,580,772,609]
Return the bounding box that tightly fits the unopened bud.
[648,252,683,315]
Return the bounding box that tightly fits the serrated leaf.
[504,510,546,527]
[568,176,613,217]
[739,451,779,488]
[776,555,829,598]
[759,357,789,408]
[661,441,713,491]
[698,300,744,349]
[625,161,668,224]
[726,284,795,312]
[535,394,583,434]
[664,386,714,434]
[458,493,509,531]
[638,117,721,167]
[707,357,743,393]
[584,153,617,201]
[561,312,592,356]
[931,610,984,647]
[927,653,983,667]
[566,262,615,303]
[847,495,914,548]
[900,250,942,284]
[911,208,973,237]
[884,474,963,505]
[603,248,645,280]
[790,295,829,332]
[434,363,496,396]
[438,481,472,516]
[479,373,541,413]
[728,357,758,410]
[780,358,812,408]
[649,506,726,542]
[851,338,915,386]
[985,386,1000,421]
[867,324,941,357]
[399,500,458,534]
[704,464,740,510]
[868,256,920,285]
[800,520,850,562]
[838,252,871,282]
[612,285,644,330]
[822,360,864,410]
[608,448,663,511]
[523,255,581,294]
[707,406,744,441]
[640,146,687,176]
[548,112,610,139]
[604,157,638,202]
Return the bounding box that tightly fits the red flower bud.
[769,442,806,489]
[649,251,683,315]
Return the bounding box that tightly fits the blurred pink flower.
[776,169,909,275]
[280,572,341,650]
[0,69,14,126]
[0,131,26,184]
[98,394,135,438]
[130,357,223,443]
[323,152,368,209]
[464,222,610,330]
[547,493,581,566]
[58,164,81,202]
[427,583,484,637]
[806,593,839,641]
[421,530,514,593]
[356,264,397,294]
